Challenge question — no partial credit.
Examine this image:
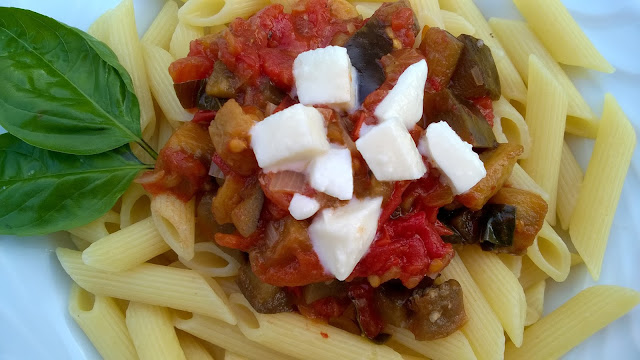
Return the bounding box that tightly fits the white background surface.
[0,0,639,359]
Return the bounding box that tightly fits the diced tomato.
[191,110,217,125]
[168,56,214,83]
[139,148,208,201]
[348,282,384,339]
[390,7,417,48]
[297,296,351,321]
[215,232,260,252]
[379,181,411,226]
[260,48,296,90]
[470,96,495,126]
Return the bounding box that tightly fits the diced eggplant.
[236,263,294,314]
[407,279,467,340]
[449,34,501,100]
[423,89,497,149]
[174,79,206,109]
[488,187,548,255]
[206,60,237,98]
[198,93,227,111]
[418,27,464,91]
[303,281,347,304]
[345,17,393,102]
[231,181,264,237]
[438,203,517,251]
[457,143,524,210]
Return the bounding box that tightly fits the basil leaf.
[0,7,144,155]
[0,133,151,236]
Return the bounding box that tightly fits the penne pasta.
[353,2,382,19]
[224,351,249,360]
[82,217,170,272]
[439,253,504,360]
[151,193,196,261]
[142,1,180,50]
[176,330,215,360]
[229,293,403,360]
[498,253,523,279]
[569,94,636,280]
[492,96,531,159]
[170,21,205,60]
[526,221,571,283]
[523,280,545,326]
[57,248,236,324]
[386,326,475,360]
[506,164,550,207]
[179,0,270,27]
[178,242,242,278]
[439,0,527,104]
[102,0,156,138]
[556,141,583,230]
[119,183,152,229]
[458,246,526,347]
[68,210,120,243]
[519,253,582,291]
[488,18,598,137]
[518,55,567,225]
[512,0,614,73]
[505,286,640,359]
[68,284,138,360]
[142,43,193,123]
[88,10,114,45]
[126,302,187,360]
[440,10,475,37]
[173,312,297,360]
[409,0,443,29]
[70,234,92,252]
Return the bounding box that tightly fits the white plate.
[0,1,638,359]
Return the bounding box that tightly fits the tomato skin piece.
[296,296,351,321]
[168,56,214,83]
[470,96,495,126]
[348,282,384,339]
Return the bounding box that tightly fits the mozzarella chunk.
[288,194,321,220]
[308,147,353,200]
[419,121,486,194]
[308,197,383,281]
[293,46,358,112]
[250,104,330,169]
[355,119,427,181]
[374,59,428,129]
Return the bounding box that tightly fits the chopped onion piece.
[209,160,226,179]
[268,171,307,193]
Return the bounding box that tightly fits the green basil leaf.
[0,7,143,155]
[0,133,151,236]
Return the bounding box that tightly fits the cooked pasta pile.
[58,0,638,359]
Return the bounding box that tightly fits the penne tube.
[82,217,170,272]
[170,21,205,60]
[229,293,403,360]
[142,43,193,123]
[440,253,504,360]
[224,351,249,360]
[70,234,92,252]
[513,0,614,73]
[498,253,523,279]
[126,302,187,360]
[353,2,382,19]
[173,312,297,360]
[151,193,196,261]
[492,96,531,159]
[556,141,583,230]
[179,242,242,278]
[409,0,443,29]
[505,286,640,359]
[459,246,526,347]
[488,18,597,137]
[176,330,215,360]
[57,248,236,324]
[519,253,582,291]
[439,0,527,104]
[440,10,475,37]
[142,1,180,50]
[506,164,550,204]
[69,210,120,243]
[88,10,114,45]
[386,327,475,360]
[569,94,636,280]
[179,0,270,27]
[119,183,152,229]
[157,111,178,150]
[68,284,138,360]
[524,280,545,326]
[518,55,567,225]
[526,222,571,283]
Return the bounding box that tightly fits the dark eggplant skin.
[438,204,517,251]
[449,34,501,100]
[345,17,393,103]
[174,79,206,109]
[236,263,294,314]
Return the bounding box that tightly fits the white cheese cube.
[288,194,321,220]
[308,197,383,280]
[419,121,486,194]
[308,147,353,200]
[250,104,330,169]
[355,119,427,181]
[374,59,428,129]
[293,46,357,112]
